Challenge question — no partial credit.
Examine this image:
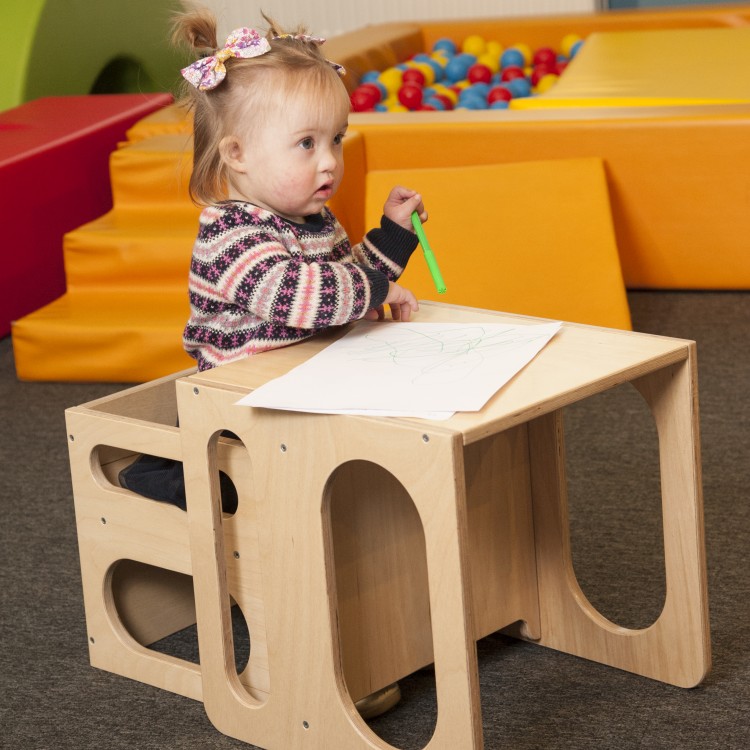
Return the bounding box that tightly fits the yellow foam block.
[365,158,631,330]
[12,290,194,382]
[513,27,750,109]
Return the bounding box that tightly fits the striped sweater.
[183,201,418,371]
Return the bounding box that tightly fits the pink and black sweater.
[183,201,418,371]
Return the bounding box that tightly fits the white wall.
[202,1,601,39]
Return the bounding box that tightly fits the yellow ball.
[536,73,559,93]
[478,52,500,74]
[378,67,403,94]
[413,61,436,85]
[561,33,582,58]
[510,42,532,66]
[486,40,503,58]
[462,34,486,57]
[432,83,458,104]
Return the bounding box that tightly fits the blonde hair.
[172,7,350,205]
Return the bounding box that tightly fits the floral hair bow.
[273,33,346,77]
[181,27,271,91]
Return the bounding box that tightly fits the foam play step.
[110,134,194,208]
[12,289,194,382]
[63,209,198,290]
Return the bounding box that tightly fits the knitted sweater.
[183,201,418,371]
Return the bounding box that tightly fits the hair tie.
[181,27,271,90]
[272,33,346,77]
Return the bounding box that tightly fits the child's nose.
[319,148,338,173]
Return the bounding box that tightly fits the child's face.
[224,90,349,223]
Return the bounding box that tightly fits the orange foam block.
[365,158,631,330]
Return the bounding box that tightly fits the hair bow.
[181,27,271,91]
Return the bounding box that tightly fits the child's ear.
[219,136,246,173]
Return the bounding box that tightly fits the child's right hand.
[382,281,419,321]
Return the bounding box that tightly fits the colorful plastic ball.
[489,100,509,110]
[467,63,493,84]
[556,60,569,75]
[569,40,584,59]
[424,96,446,111]
[510,42,532,65]
[444,54,475,83]
[413,61,438,85]
[432,94,454,110]
[377,67,403,94]
[560,34,582,58]
[500,65,525,82]
[536,73,559,93]
[462,34,486,57]
[350,84,381,112]
[478,52,500,74]
[433,38,457,55]
[506,77,531,98]
[486,40,503,58]
[487,85,513,104]
[500,48,525,69]
[432,84,458,105]
[360,70,380,84]
[402,67,426,87]
[397,83,424,110]
[531,64,557,86]
[532,47,557,67]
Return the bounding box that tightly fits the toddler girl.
[121,9,426,514]
[174,7,426,372]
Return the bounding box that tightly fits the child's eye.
[333,132,345,146]
[299,137,315,150]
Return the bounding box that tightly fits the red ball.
[467,63,493,84]
[402,68,426,87]
[500,65,525,82]
[532,47,557,67]
[350,84,381,112]
[419,104,438,111]
[397,83,424,110]
[487,85,513,104]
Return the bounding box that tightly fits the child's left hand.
[383,186,427,231]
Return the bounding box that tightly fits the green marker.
[411,211,447,294]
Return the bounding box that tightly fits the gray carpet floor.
[1,291,748,749]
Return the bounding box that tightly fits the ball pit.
[349,33,583,112]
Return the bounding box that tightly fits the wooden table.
[173,301,710,749]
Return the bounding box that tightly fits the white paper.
[236,321,561,419]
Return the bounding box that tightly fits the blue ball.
[433,38,457,56]
[468,82,490,97]
[506,77,531,98]
[361,70,380,84]
[570,40,584,58]
[489,100,510,109]
[500,48,525,69]
[424,97,446,111]
[445,57,471,83]
[456,92,487,110]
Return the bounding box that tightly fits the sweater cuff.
[366,216,419,269]
[359,266,390,310]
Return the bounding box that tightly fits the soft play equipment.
[12,4,750,381]
[0,93,173,339]
[512,26,750,109]
[11,127,630,382]
[362,159,629,328]
[2,0,185,112]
